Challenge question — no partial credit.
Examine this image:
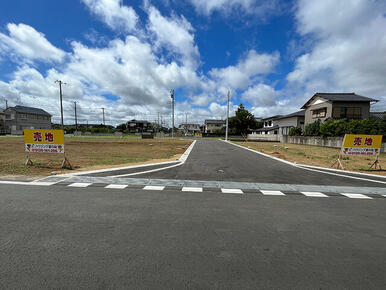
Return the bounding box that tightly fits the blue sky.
[0,0,385,125]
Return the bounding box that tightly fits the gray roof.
[205,119,224,124]
[276,110,305,120]
[7,105,51,116]
[301,93,378,109]
[262,115,282,121]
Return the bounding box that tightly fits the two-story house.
[204,119,224,133]
[275,110,305,135]
[127,119,151,133]
[3,105,52,135]
[301,93,378,126]
[178,123,201,135]
[253,115,282,135]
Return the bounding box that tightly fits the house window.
[20,114,28,119]
[268,121,272,126]
[312,108,327,119]
[333,107,361,119]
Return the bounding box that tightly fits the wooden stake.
[61,153,72,169]
[25,155,33,166]
[331,154,345,170]
[369,155,382,170]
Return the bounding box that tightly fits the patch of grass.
[0,136,191,176]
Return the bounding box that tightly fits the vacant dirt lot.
[0,136,191,177]
[236,141,386,176]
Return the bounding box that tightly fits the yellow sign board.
[341,134,382,156]
[24,129,65,153]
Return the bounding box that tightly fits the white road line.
[260,190,285,196]
[0,181,55,186]
[105,184,128,189]
[143,185,165,191]
[221,188,244,194]
[341,193,372,199]
[301,191,328,197]
[68,183,92,188]
[182,187,203,192]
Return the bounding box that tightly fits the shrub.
[289,126,302,136]
[304,119,321,136]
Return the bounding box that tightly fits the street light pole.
[171,89,175,139]
[225,90,230,141]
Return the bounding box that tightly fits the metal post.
[171,89,175,139]
[225,90,230,141]
[5,99,8,109]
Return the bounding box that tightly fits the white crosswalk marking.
[182,187,203,192]
[301,192,328,197]
[341,193,372,199]
[260,190,285,196]
[105,184,128,189]
[143,186,165,191]
[221,188,243,194]
[68,183,92,188]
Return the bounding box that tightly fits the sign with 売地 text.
[341,134,383,156]
[24,129,65,154]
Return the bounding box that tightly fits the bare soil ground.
[236,141,386,176]
[0,136,191,177]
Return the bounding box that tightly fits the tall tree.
[228,104,257,138]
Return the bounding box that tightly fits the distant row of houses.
[1,92,383,136]
[251,92,382,136]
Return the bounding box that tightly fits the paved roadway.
[87,139,386,187]
[0,184,385,289]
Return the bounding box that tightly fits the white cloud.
[147,6,200,68]
[0,23,65,63]
[242,83,276,107]
[81,0,138,32]
[189,0,279,17]
[210,50,279,90]
[288,0,386,109]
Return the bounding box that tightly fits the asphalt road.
[100,139,386,187]
[0,184,385,289]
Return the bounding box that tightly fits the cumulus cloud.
[287,0,386,109]
[81,0,138,32]
[147,5,200,68]
[209,50,279,90]
[241,83,276,107]
[0,23,65,63]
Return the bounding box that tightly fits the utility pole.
[5,99,8,109]
[185,112,188,135]
[74,101,78,132]
[225,90,230,141]
[55,80,67,130]
[101,108,105,125]
[157,112,160,133]
[170,89,175,139]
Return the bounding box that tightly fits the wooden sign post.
[24,129,72,169]
[332,134,383,170]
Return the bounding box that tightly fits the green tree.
[304,119,321,136]
[116,123,127,132]
[289,126,302,136]
[228,104,256,137]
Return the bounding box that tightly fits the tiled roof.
[276,110,305,120]
[301,93,378,109]
[7,105,51,116]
